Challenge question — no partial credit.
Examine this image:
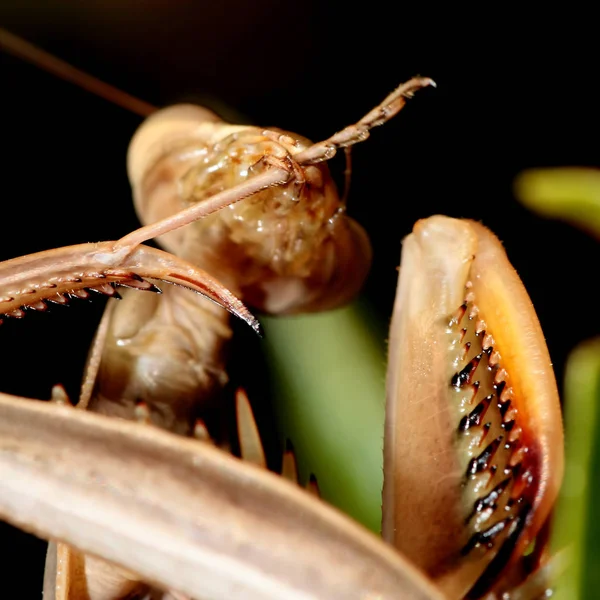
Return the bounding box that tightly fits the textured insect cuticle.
[449,283,536,574]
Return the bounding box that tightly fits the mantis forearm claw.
[0,241,260,334]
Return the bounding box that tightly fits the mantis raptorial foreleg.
[384,216,563,599]
[0,392,445,600]
[0,241,259,332]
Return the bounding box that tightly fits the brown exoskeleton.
[1,26,438,599]
[0,29,565,600]
[384,216,564,599]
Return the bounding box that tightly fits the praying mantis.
[0,19,592,597]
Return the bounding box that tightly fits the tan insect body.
[0,28,565,600]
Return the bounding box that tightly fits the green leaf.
[551,338,600,600]
[261,301,386,534]
[514,167,600,238]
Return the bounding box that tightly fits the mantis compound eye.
[383,216,563,599]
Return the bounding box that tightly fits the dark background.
[0,3,599,597]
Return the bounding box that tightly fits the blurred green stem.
[514,167,600,238]
[261,301,386,534]
[552,338,600,600]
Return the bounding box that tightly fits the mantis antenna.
[0,27,157,117]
